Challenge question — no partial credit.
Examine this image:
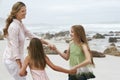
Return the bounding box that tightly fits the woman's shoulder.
[9,21,20,30]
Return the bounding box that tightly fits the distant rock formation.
[91,50,105,58]
[103,43,120,56]
[64,49,105,58]
[109,37,117,43]
[93,33,105,39]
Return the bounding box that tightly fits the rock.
[43,33,54,39]
[91,50,105,58]
[54,31,69,37]
[109,37,117,43]
[93,33,105,39]
[103,45,120,56]
[110,43,116,46]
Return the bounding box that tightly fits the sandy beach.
[0,39,120,80]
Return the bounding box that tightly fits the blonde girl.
[55,25,95,80]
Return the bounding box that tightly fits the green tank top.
[69,42,85,67]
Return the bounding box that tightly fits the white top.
[3,19,39,61]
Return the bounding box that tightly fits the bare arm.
[23,25,55,50]
[45,56,75,74]
[54,46,70,60]
[40,38,55,50]
[19,56,29,76]
[73,44,92,69]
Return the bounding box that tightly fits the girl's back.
[27,56,49,80]
[30,69,49,80]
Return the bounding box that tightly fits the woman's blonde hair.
[3,2,25,36]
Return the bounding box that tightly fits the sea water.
[25,24,120,34]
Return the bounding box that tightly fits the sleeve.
[23,25,40,39]
[8,24,20,60]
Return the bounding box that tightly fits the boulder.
[91,50,105,58]
[103,44,120,56]
[109,37,117,43]
[93,33,105,39]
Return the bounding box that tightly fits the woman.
[3,1,54,80]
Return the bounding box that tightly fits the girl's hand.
[19,70,27,76]
[69,68,77,74]
[48,43,56,50]
[16,59,22,69]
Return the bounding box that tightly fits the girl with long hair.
[55,25,95,80]
[19,38,76,80]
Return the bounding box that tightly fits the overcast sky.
[0,0,120,25]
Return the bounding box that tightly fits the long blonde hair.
[72,25,95,65]
[72,25,87,45]
[3,2,25,37]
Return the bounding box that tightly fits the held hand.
[69,68,77,74]
[16,59,22,69]
[19,70,27,76]
[52,45,59,54]
[24,71,27,76]
[48,43,56,50]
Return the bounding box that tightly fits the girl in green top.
[55,25,95,80]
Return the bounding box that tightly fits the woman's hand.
[40,39,56,50]
[16,59,22,69]
[48,43,56,50]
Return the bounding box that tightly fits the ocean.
[25,24,120,34]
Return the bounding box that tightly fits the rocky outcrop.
[91,50,105,58]
[109,37,117,43]
[93,33,105,39]
[54,31,69,37]
[42,33,54,39]
[103,43,120,56]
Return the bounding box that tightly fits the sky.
[0,0,120,25]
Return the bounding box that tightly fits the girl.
[55,25,95,80]
[19,38,76,80]
[3,2,54,80]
